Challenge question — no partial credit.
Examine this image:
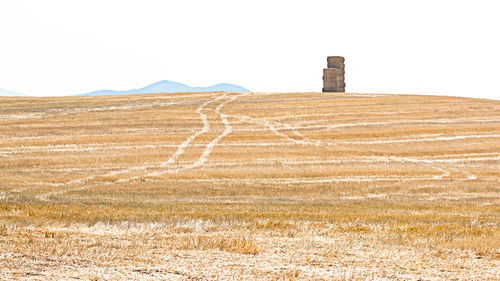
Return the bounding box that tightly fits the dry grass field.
[0,91,499,280]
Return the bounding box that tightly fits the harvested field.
[0,92,499,280]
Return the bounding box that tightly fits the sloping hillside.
[0,92,499,280]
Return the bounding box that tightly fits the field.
[0,91,499,280]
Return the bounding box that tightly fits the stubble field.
[0,91,499,280]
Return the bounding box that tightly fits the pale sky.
[1,0,499,99]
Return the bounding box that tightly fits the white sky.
[0,0,499,99]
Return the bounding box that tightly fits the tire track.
[342,133,500,145]
[35,93,243,201]
[148,93,246,175]
[227,114,321,146]
[150,95,219,172]
[35,94,223,201]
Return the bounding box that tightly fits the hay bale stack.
[323,56,345,92]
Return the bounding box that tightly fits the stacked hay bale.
[323,56,345,92]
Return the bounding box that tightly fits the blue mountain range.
[0,81,251,97]
[0,88,26,97]
[76,80,251,96]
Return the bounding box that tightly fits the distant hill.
[0,88,27,97]
[76,80,251,96]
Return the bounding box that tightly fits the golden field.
[0,91,499,280]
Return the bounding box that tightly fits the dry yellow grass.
[0,91,499,280]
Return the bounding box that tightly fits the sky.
[0,0,499,99]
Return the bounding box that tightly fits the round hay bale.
[323,84,346,89]
[327,56,345,63]
[323,68,345,75]
[327,56,345,68]
[323,76,345,81]
[322,83,345,88]
[323,82,345,87]
[323,84,345,88]
[327,63,345,69]
[322,87,345,93]
[323,84,340,89]
[323,76,345,80]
